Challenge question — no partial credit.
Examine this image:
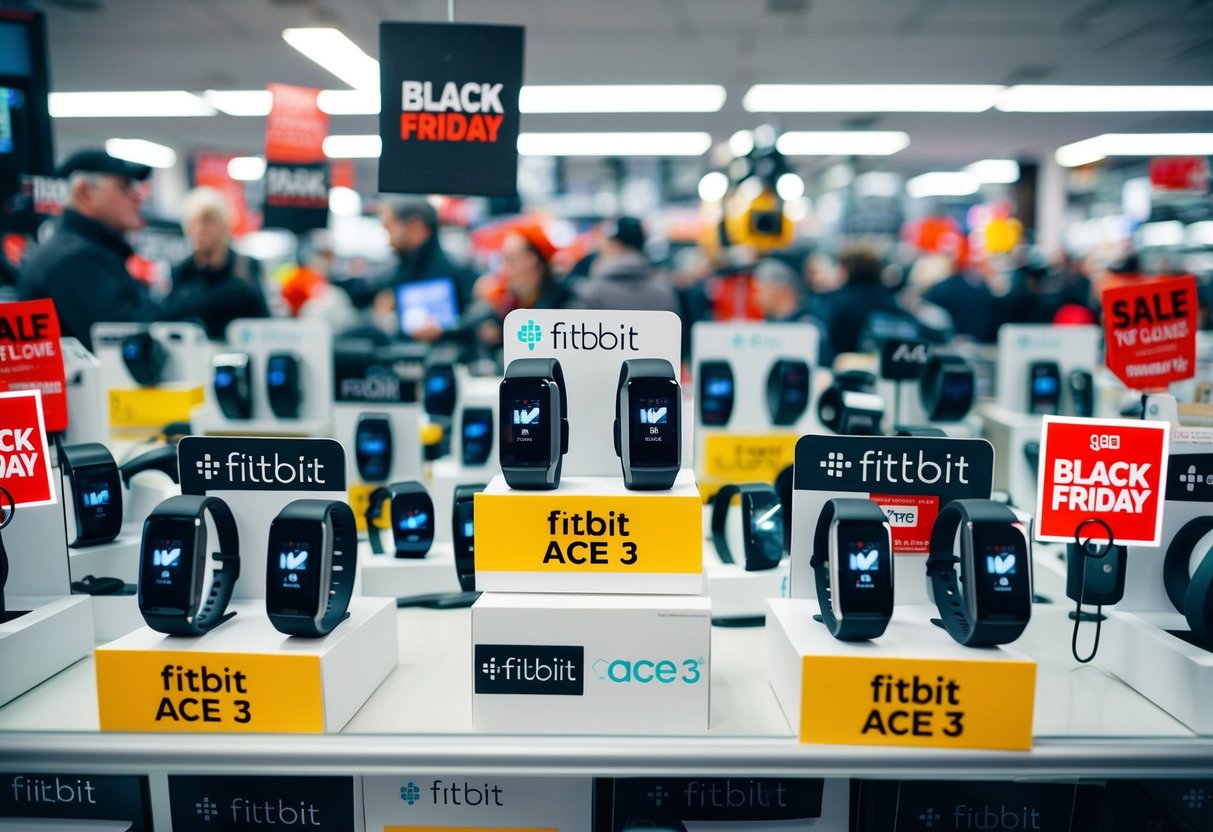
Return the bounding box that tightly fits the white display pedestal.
[1031,542,1069,605]
[704,551,787,619]
[0,595,94,707]
[430,458,496,543]
[358,540,461,597]
[67,534,143,642]
[979,402,1042,511]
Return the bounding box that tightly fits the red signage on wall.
[1102,275,1197,391]
[266,83,329,164]
[1149,157,1209,193]
[0,299,68,432]
[0,389,57,507]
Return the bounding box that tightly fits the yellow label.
[799,655,1035,751]
[475,492,701,574]
[701,433,799,486]
[349,482,390,533]
[108,387,204,429]
[96,648,324,733]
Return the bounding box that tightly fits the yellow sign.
[109,387,204,430]
[96,648,325,733]
[475,492,701,574]
[799,654,1035,751]
[349,482,389,533]
[701,433,798,487]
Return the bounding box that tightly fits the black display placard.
[262,162,329,233]
[880,337,930,381]
[597,777,825,829]
[1165,453,1213,503]
[179,436,347,493]
[853,779,1103,832]
[378,21,524,196]
[474,644,584,695]
[168,774,355,832]
[0,771,152,831]
[794,435,994,497]
[333,346,419,404]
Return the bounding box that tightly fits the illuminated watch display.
[266,352,302,419]
[452,483,486,592]
[710,483,784,571]
[1027,361,1061,415]
[919,354,975,422]
[614,359,681,490]
[354,414,393,483]
[766,358,811,426]
[697,360,734,427]
[812,498,894,641]
[365,481,435,559]
[265,520,320,617]
[61,442,123,547]
[121,330,166,387]
[499,358,568,490]
[213,353,253,420]
[138,517,196,611]
[265,499,356,638]
[460,406,494,467]
[424,362,457,418]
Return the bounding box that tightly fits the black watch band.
[1163,517,1213,645]
[141,495,240,636]
[927,499,1029,647]
[366,487,392,556]
[614,358,680,490]
[268,500,357,638]
[503,358,569,489]
[452,483,485,592]
[366,481,433,559]
[119,444,180,487]
[920,354,974,422]
[0,487,12,623]
[60,441,124,546]
[710,483,779,569]
[811,498,893,641]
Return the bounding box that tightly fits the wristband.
[1163,517,1213,645]
[614,358,681,490]
[919,354,975,422]
[811,498,894,641]
[366,481,434,558]
[60,442,123,547]
[710,483,783,571]
[499,358,569,490]
[266,499,357,638]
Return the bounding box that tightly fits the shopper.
[576,217,680,315]
[923,249,997,343]
[754,256,831,362]
[823,245,907,357]
[18,149,157,351]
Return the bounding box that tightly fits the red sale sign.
[1034,416,1170,546]
[0,389,57,508]
[1103,275,1197,391]
[0,298,68,432]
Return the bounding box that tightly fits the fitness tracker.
[766,359,811,426]
[817,385,884,436]
[710,483,784,571]
[927,499,1032,647]
[354,413,393,483]
[614,358,681,491]
[1068,369,1094,418]
[61,442,123,547]
[1163,517,1213,645]
[266,352,302,419]
[121,331,166,387]
[499,358,569,490]
[697,360,735,427]
[0,487,12,623]
[1027,361,1061,415]
[811,498,894,641]
[920,354,975,422]
[366,482,434,558]
[452,483,486,591]
[460,407,494,467]
[119,444,180,487]
[213,353,253,420]
[424,362,457,419]
[138,495,240,636]
[266,499,356,637]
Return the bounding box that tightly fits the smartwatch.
[61,442,123,547]
[119,444,180,487]
[366,482,435,558]
[266,352,302,419]
[766,359,811,426]
[1027,361,1061,415]
[452,483,486,591]
[1163,517,1213,645]
[424,362,457,419]
[266,499,357,638]
[460,406,494,467]
[213,353,253,420]
[1068,369,1095,418]
[121,330,167,387]
[927,499,1032,647]
[697,360,735,427]
[710,483,784,571]
[138,495,240,636]
[0,487,12,623]
[919,354,975,422]
[818,385,884,436]
[354,413,393,483]
[811,498,894,641]
[613,358,681,491]
[499,358,569,490]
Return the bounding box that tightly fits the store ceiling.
[29,0,1213,177]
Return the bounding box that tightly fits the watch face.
[267,355,295,389]
[355,417,393,482]
[834,522,894,615]
[391,492,434,554]
[424,365,457,418]
[744,490,784,570]
[626,377,680,468]
[213,355,253,419]
[698,361,735,426]
[1028,363,1061,414]
[768,359,810,426]
[969,523,1031,619]
[500,377,553,469]
[74,464,120,534]
[266,518,324,617]
[138,516,198,612]
[266,354,301,417]
[942,369,974,407]
[461,407,494,467]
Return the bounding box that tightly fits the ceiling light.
[777,131,910,156]
[204,90,272,117]
[516,132,713,157]
[744,84,1002,113]
[1056,133,1213,167]
[906,171,978,199]
[776,172,805,200]
[965,159,1020,184]
[323,135,382,158]
[698,171,729,202]
[282,28,379,91]
[729,130,755,158]
[854,171,901,198]
[105,138,177,169]
[317,89,381,115]
[50,91,215,118]
[519,85,726,113]
[998,85,1213,112]
[227,156,267,181]
[329,186,362,217]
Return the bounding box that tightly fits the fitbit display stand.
[431,375,501,540]
[60,336,109,447]
[994,324,1101,416]
[91,322,209,434]
[360,540,461,598]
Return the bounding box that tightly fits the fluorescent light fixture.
[729,130,755,158]
[282,27,379,91]
[776,172,805,201]
[744,84,1002,113]
[1056,133,1213,167]
[906,171,978,199]
[318,89,381,115]
[105,138,177,169]
[50,91,215,118]
[965,159,1019,184]
[204,90,272,117]
[517,132,712,157]
[323,134,382,158]
[519,85,725,113]
[998,85,1213,112]
[227,156,266,181]
[777,131,910,156]
[698,171,729,202]
[854,171,901,198]
[329,186,362,217]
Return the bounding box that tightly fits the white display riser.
[0,595,94,707]
[358,540,461,598]
[979,402,1042,512]
[705,560,787,619]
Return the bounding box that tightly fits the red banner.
[0,389,57,507]
[0,299,68,432]
[1149,156,1209,193]
[1102,275,1197,390]
[266,83,329,164]
[1034,416,1170,546]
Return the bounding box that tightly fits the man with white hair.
[18,149,157,351]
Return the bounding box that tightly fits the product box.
[363,775,591,831]
[471,592,711,734]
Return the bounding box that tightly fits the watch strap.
[452,484,485,592]
[269,500,356,637]
[1184,543,1213,647]
[921,354,973,422]
[811,498,892,641]
[1163,516,1213,614]
[615,358,680,490]
[389,480,434,559]
[711,483,779,568]
[365,487,392,556]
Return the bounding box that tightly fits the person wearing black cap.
[577,216,680,316]
[18,149,158,351]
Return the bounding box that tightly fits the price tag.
[702,433,798,485]
[108,387,204,429]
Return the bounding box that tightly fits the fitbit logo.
[821,452,851,478]
[221,452,327,486]
[396,779,505,807]
[9,775,98,806]
[548,321,639,351]
[592,656,704,685]
[1179,464,1212,492]
[948,803,1042,830]
[179,438,347,493]
[474,644,584,695]
[517,319,542,351]
[816,449,970,486]
[196,454,221,480]
[192,796,321,825]
[196,797,219,821]
[400,782,421,805]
